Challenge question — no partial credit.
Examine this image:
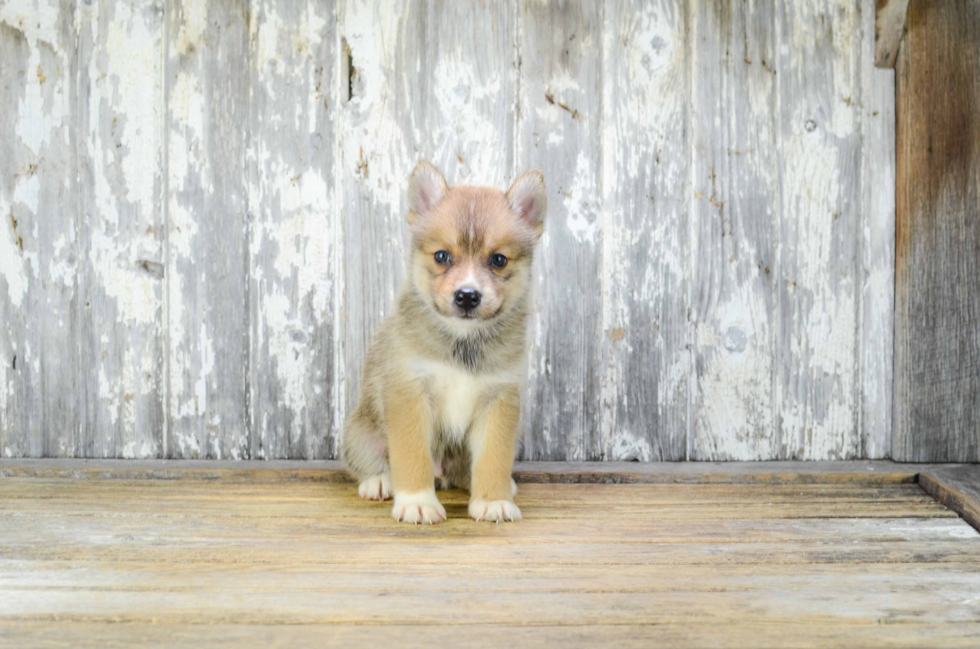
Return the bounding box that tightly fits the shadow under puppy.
[342,161,547,524]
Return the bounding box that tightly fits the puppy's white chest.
[431,368,485,438]
[412,360,508,439]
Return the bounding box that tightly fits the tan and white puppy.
[342,161,546,524]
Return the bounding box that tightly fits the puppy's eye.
[434,250,451,265]
[490,253,508,269]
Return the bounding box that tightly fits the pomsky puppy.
[342,161,547,524]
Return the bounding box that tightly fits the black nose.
[454,288,482,310]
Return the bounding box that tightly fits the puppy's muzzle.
[454,288,482,312]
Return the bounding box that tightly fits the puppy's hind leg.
[342,411,392,501]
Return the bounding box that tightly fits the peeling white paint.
[105,2,160,215]
[175,0,206,56]
[563,152,597,243]
[0,198,28,309]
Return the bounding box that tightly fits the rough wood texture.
[247,0,339,459]
[1,0,899,461]
[76,0,167,460]
[1,458,955,484]
[691,0,893,460]
[601,0,691,461]
[874,0,910,68]
[164,0,250,458]
[776,0,867,460]
[920,466,980,532]
[690,0,779,460]
[893,0,980,462]
[519,0,602,461]
[0,474,978,647]
[0,0,77,459]
[860,0,897,459]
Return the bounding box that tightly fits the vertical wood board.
[894,0,980,462]
[518,0,602,461]
[690,0,779,460]
[164,0,250,458]
[247,0,339,460]
[0,0,77,458]
[600,0,691,460]
[75,0,166,459]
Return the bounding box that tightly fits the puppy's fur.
[342,161,547,524]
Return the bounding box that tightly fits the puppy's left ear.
[407,160,448,225]
[506,170,547,238]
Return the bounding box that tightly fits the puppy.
[342,161,547,524]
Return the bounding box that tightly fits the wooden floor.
[2,467,980,647]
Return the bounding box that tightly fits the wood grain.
[920,465,980,532]
[860,0,897,459]
[164,0,250,459]
[600,0,691,461]
[3,622,980,649]
[0,458,946,484]
[775,0,864,459]
[690,0,778,460]
[0,0,78,458]
[894,0,980,462]
[75,0,166,459]
[247,0,339,459]
[874,0,910,68]
[518,0,602,460]
[0,475,978,648]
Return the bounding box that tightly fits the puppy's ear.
[407,160,448,224]
[506,170,547,238]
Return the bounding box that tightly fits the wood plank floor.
[1,476,979,647]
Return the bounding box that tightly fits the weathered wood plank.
[859,0,896,458]
[247,0,339,459]
[518,0,601,460]
[0,0,78,458]
[4,622,980,649]
[920,466,980,532]
[6,512,967,545]
[893,0,980,462]
[5,578,980,625]
[8,558,980,592]
[335,0,410,418]
[74,0,166,458]
[690,0,778,460]
[0,480,955,520]
[164,0,250,458]
[776,0,864,459]
[874,0,910,68]
[0,458,947,484]
[600,0,690,460]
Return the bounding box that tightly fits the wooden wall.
[893,0,980,462]
[0,0,896,461]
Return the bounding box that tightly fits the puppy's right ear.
[407,160,447,225]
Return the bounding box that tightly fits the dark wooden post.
[894,0,980,461]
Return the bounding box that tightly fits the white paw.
[358,474,392,501]
[392,490,447,525]
[469,499,522,523]
[511,478,518,497]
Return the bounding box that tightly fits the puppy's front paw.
[358,474,392,501]
[469,499,522,523]
[392,491,447,525]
